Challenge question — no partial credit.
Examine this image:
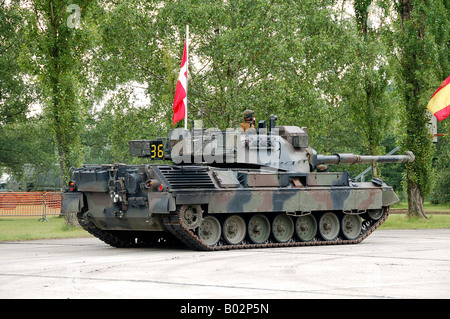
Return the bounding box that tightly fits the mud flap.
[148,193,176,214]
[62,192,85,214]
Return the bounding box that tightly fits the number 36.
[151,143,164,158]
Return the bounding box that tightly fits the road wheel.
[272,214,294,243]
[248,214,271,244]
[295,215,317,242]
[341,214,362,240]
[198,216,221,246]
[223,215,246,245]
[319,212,340,241]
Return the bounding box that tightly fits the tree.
[82,86,166,164]
[93,0,362,150]
[0,1,34,172]
[20,1,101,186]
[392,0,449,218]
[342,0,395,177]
[19,0,100,226]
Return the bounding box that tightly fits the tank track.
[78,217,181,248]
[78,208,389,250]
[161,208,390,251]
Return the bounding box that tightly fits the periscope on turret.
[62,115,414,250]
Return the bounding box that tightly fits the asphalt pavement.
[0,229,449,299]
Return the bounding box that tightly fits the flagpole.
[185,25,189,130]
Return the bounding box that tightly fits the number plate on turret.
[129,140,165,159]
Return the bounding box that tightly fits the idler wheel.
[341,214,362,240]
[272,214,294,243]
[223,215,246,245]
[248,214,271,244]
[319,212,340,241]
[198,216,221,246]
[295,215,317,242]
[367,209,383,221]
[179,205,203,230]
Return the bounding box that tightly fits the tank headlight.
[68,181,76,192]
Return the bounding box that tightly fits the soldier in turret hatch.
[240,109,256,132]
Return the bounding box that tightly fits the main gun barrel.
[316,151,415,165]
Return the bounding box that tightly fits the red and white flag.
[172,39,188,127]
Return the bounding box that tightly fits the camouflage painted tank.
[62,115,414,250]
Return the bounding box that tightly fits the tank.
[62,115,414,250]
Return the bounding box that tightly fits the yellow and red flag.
[427,75,450,121]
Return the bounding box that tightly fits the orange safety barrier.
[0,192,62,219]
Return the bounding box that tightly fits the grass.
[0,216,90,242]
[383,201,450,229]
[390,201,450,213]
[380,214,450,230]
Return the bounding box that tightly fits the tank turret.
[63,115,415,250]
[129,115,414,173]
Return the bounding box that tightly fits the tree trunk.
[64,212,81,228]
[371,162,378,178]
[407,177,427,219]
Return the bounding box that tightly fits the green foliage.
[391,0,449,202]
[17,0,103,186]
[94,0,356,131]
[341,0,396,164]
[0,0,448,207]
[0,1,35,172]
[430,121,450,203]
[378,134,406,195]
[83,86,166,164]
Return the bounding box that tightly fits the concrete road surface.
[0,229,449,299]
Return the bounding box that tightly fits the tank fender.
[148,192,176,214]
[382,187,400,207]
[62,192,85,214]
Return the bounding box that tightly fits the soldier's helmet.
[243,109,255,121]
